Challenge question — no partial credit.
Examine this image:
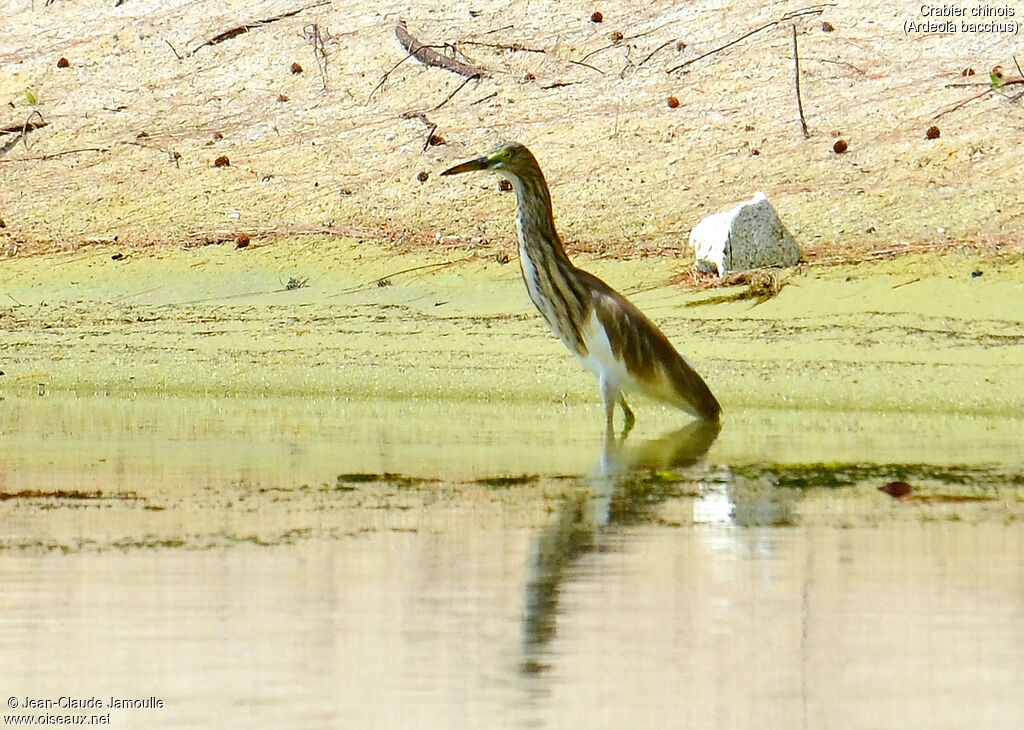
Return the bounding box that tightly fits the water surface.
[1,394,1022,728]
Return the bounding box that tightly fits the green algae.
[1,239,1023,419]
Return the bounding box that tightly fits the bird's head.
[440,142,539,182]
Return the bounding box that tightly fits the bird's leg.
[619,396,636,440]
[600,377,618,443]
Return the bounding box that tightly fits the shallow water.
[1,394,1023,728]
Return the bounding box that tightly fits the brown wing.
[580,270,721,421]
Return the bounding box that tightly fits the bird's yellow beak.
[440,155,492,176]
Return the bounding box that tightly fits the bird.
[440,142,720,438]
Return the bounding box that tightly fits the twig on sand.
[792,25,810,138]
[0,112,48,156]
[164,39,184,60]
[891,277,921,289]
[402,112,440,151]
[578,20,677,65]
[330,259,465,297]
[637,38,677,67]
[303,23,330,92]
[191,0,330,55]
[394,20,488,79]
[370,22,486,101]
[577,40,622,65]
[933,87,995,119]
[0,147,109,163]
[432,74,478,111]
[38,147,109,159]
[812,57,865,74]
[369,55,414,100]
[458,39,545,54]
[934,75,1024,119]
[568,58,605,75]
[668,5,830,74]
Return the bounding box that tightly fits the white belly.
[576,309,631,389]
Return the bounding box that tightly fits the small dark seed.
[0,217,5,228]
[610,30,623,41]
[498,179,512,191]
[821,21,834,32]
[879,481,913,498]
[961,67,975,77]
[291,62,303,74]
[111,253,125,261]
[236,233,250,249]
[667,95,679,108]
[971,269,983,278]
[750,148,760,156]
[925,125,940,140]
[832,139,848,154]
[590,11,603,23]
[56,57,70,68]
[427,133,445,146]
[214,155,230,167]
[416,171,429,183]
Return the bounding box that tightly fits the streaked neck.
[507,171,590,356]
[509,173,565,259]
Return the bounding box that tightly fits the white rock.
[690,192,800,277]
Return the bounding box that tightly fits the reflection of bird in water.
[441,143,721,440]
[520,490,594,674]
[519,420,720,672]
[606,418,722,474]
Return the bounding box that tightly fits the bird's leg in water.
[601,379,635,444]
[619,396,636,439]
[601,377,618,443]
